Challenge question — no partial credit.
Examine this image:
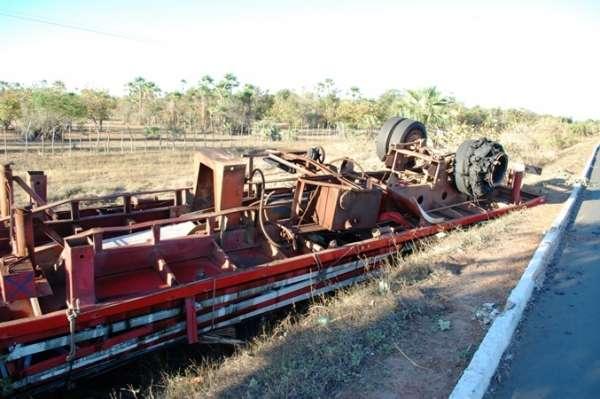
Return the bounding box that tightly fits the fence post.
[193,128,197,150]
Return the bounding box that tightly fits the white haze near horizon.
[0,0,598,120]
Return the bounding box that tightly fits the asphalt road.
[489,157,600,399]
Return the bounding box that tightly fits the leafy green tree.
[232,84,272,133]
[161,91,185,140]
[335,86,378,129]
[267,89,307,126]
[195,75,216,131]
[337,98,381,130]
[80,89,117,132]
[0,82,22,130]
[237,84,257,131]
[377,89,403,119]
[217,73,239,93]
[20,85,86,141]
[316,78,339,127]
[349,86,361,100]
[213,73,239,131]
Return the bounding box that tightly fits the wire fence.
[0,124,377,157]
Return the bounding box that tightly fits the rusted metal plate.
[192,148,246,224]
[0,258,36,302]
[314,185,382,230]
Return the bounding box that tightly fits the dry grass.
[150,212,521,399]
[9,151,195,204]
[498,118,582,165]
[6,138,376,206]
[433,117,595,166]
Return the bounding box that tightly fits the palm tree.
[399,87,454,128]
[126,77,161,124]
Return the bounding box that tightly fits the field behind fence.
[1,121,376,157]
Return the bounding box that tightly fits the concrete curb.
[449,142,600,399]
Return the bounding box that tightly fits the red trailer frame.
[0,137,543,395]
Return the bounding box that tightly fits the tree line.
[0,75,597,143]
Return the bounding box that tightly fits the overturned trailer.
[0,118,542,395]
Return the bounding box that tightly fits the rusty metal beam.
[14,208,34,258]
[27,171,47,205]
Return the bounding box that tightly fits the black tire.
[376,117,405,160]
[307,146,326,163]
[453,138,509,198]
[387,119,427,149]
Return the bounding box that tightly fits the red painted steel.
[186,297,199,344]
[0,138,545,395]
[0,196,543,346]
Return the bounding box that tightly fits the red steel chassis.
[0,143,543,395]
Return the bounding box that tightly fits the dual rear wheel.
[376,117,428,160]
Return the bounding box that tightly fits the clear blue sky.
[1,0,599,119]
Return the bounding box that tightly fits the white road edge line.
[449,142,600,399]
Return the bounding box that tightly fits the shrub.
[143,126,160,139]
[254,121,282,141]
[569,121,600,137]
[282,128,298,141]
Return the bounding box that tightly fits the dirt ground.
[339,138,599,399]
[11,137,598,399]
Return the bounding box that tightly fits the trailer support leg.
[185,297,198,344]
[511,170,524,204]
[14,208,34,258]
[64,242,96,307]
